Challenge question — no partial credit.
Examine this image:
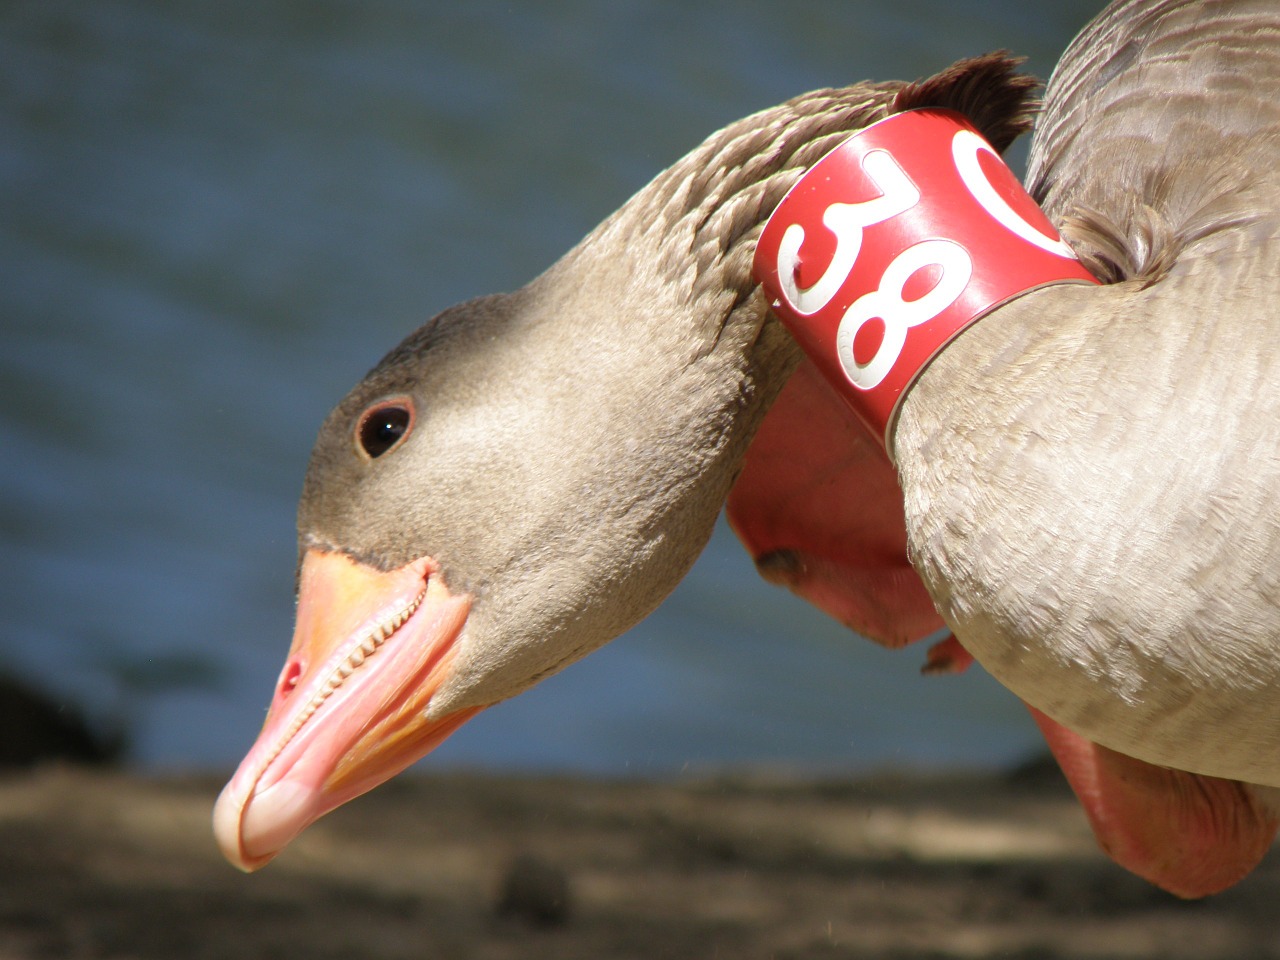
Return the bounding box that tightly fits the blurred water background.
[1,0,1105,776]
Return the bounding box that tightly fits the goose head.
[213,54,1040,872]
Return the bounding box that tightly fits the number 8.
[836,239,972,390]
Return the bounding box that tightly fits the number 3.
[777,150,920,316]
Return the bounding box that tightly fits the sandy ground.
[1,764,1279,959]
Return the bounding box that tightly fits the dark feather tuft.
[892,51,1040,155]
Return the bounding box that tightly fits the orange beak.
[213,548,480,871]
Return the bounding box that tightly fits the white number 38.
[776,129,1074,391]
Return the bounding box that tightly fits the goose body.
[217,0,1280,900]
[901,0,1280,805]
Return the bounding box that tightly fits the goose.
[216,0,1280,899]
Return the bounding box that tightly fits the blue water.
[0,0,1105,776]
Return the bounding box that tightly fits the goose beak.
[213,548,479,871]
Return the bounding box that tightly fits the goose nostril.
[278,660,304,700]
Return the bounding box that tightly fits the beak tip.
[213,777,276,873]
[212,781,252,871]
[215,772,326,872]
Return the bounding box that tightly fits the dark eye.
[357,400,414,459]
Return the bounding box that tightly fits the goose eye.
[357,401,413,459]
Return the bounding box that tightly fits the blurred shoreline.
[3,764,1278,959]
